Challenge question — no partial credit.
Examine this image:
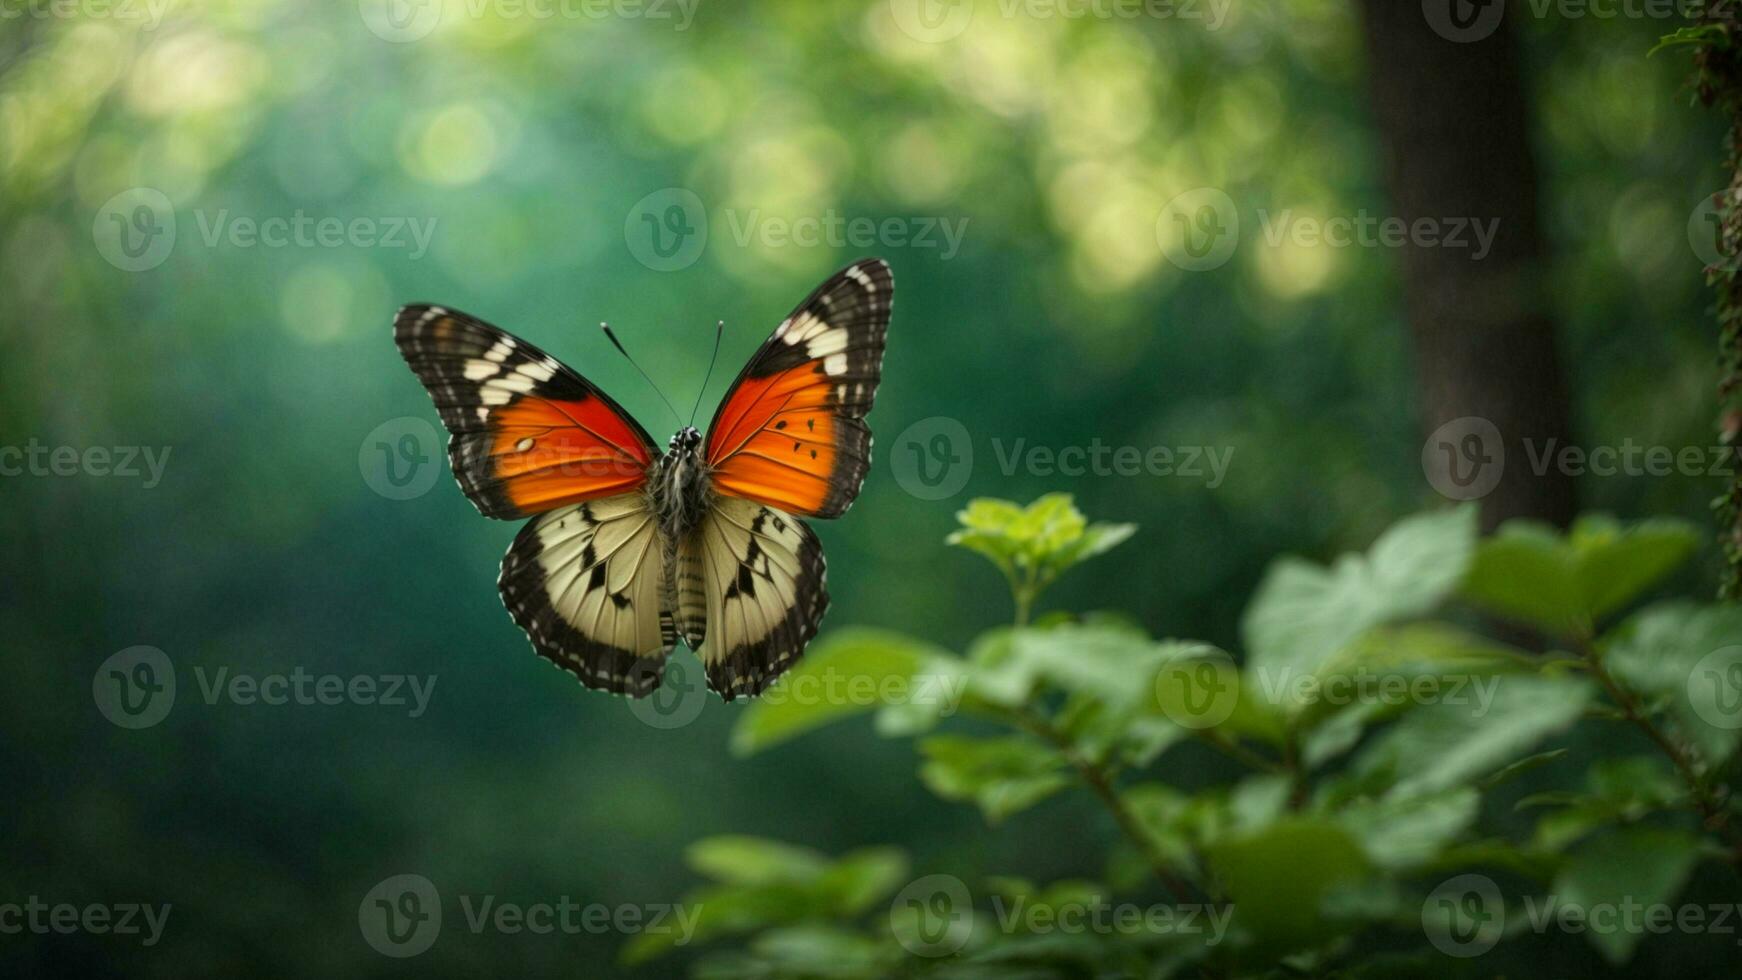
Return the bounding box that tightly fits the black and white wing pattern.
[685,496,829,701]
[498,492,676,696]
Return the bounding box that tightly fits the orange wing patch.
[708,363,838,515]
[488,396,653,513]
[702,260,892,520]
[394,304,659,519]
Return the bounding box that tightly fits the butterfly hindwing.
[705,259,893,519]
[394,304,658,519]
[689,496,828,700]
[498,492,675,696]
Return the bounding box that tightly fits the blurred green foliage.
[0,1,1736,977]
[690,496,1741,977]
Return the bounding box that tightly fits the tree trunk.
[1353,0,1578,533]
[1690,4,1742,600]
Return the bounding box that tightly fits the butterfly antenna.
[689,320,724,426]
[600,322,683,426]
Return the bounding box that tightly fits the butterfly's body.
[395,260,893,700]
[652,426,712,546]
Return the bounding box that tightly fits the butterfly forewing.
[705,259,893,519]
[394,304,658,520]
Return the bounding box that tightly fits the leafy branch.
[643,498,1742,978]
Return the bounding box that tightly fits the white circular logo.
[1421,0,1506,44]
[1154,649,1240,730]
[890,417,972,501]
[359,0,444,42]
[359,874,442,957]
[93,188,176,272]
[1422,416,1504,501]
[361,417,442,501]
[626,188,708,272]
[628,657,709,730]
[1688,192,1739,272]
[93,646,176,729]
[1689,645,1742,732]
[1422,873,1504,957]
[889,874,973,957]
[889,0,974,43]
[1157,188,1239,272]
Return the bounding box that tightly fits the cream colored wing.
[498,492,676,696]
[688,495,828,700]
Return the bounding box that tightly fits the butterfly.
[393,259,893,701]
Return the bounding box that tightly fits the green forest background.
[0,0,1735,976]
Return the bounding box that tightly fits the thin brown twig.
[1580,636,1741,861]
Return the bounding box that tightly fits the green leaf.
[917,734,1070,823]
[1603,601,1742,767]
[1354,677,1592,800]
[625,840,912,965]
[745,924,892,975]
[1553,827,1704,964]
[947,494,1136,618]
[731,628,955,756]
[1147,645,1286,744]
[1461,516,1698,637]
[1281,623,1533,727]
[1649,24,1728,57]
[1336,789,1478,871]
[1523,755,1687,853]
[1206,817,1370,952]
[1242,507,1478,691]
[688,836,832,885]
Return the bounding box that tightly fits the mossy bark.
[1690,5,1742,599]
